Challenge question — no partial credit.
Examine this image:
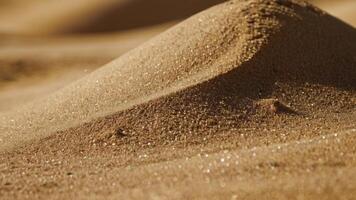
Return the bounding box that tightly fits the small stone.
[257,98,297,114]
[114,128,127,138]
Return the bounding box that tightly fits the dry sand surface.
[0,0,356,199]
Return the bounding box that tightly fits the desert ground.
[0,0,355,199]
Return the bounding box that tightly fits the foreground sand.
[0,0,355,199]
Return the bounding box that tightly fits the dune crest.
[0,0,355,152]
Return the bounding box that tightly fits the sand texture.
[0,0,355,199]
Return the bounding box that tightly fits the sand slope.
[0,23,173,112]
[1,0,355,151]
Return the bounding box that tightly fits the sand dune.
[1,0,356,199]
[0,0,352,110]
[1,0,355,151]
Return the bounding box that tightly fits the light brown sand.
[0,0,355,199]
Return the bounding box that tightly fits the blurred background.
[0,0,354,35]
[0,0,354,112]
[0,0,227,35]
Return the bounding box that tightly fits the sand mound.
[0,0,355,152]
[0,0,226,35]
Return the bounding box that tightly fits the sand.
[0,0,226,35]
[0,0,355,199]
[311,0,356,26]
[0,23,173,111]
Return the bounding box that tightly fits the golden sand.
[0,0,355,199]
